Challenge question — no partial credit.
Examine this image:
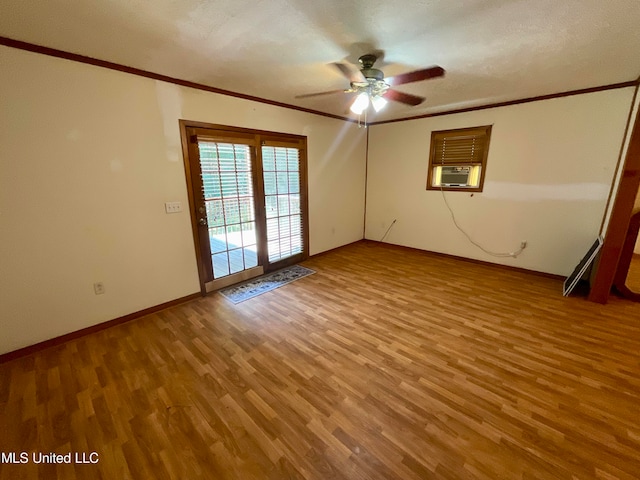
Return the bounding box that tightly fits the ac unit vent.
[440,166,470,186]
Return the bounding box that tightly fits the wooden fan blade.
[383,89,425,106]
[295,89,347,99]
[332,62,365,83]
[386,66,445,86]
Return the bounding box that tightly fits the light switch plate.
[165,201,183,213]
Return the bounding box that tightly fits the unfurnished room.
[1,1,640,479]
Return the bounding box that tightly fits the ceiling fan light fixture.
[350,92,370,114]
[371,95,388,112]
[296,53,441,114]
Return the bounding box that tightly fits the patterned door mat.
[218,265,315,304]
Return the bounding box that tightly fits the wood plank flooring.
[1,240,639,479]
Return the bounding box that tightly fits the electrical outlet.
[165,201,183,214]
[93,282,105,295]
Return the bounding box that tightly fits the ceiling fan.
[296,54,445,114]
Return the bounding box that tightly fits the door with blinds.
[181,122,308,293]
[261,144,304,265]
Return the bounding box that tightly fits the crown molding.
[0,36,353,123]
[370,80,639,125]
[2,35,637,127]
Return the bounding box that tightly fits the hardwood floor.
[1,240,639,479]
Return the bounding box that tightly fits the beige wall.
[0,47,367,354]
[365,88,634,275]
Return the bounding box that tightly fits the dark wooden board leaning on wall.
[563,237,603,296]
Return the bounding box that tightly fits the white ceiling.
[2,0,640,122]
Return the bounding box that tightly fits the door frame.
[179,120,309,294]
[589,86,640,303]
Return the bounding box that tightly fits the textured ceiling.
[2,0,640,122]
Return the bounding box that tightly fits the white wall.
[0,46,366,354]
[365,89,634,275]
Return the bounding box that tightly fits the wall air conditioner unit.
[440,166,471,187]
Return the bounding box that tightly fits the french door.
[181,122,308,293]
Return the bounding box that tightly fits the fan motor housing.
[358,54,384,81]
[361,68,384,81]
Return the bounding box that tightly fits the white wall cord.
[440,188,525,258]
[380,219,397,242]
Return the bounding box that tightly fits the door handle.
[198,218,207,226]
